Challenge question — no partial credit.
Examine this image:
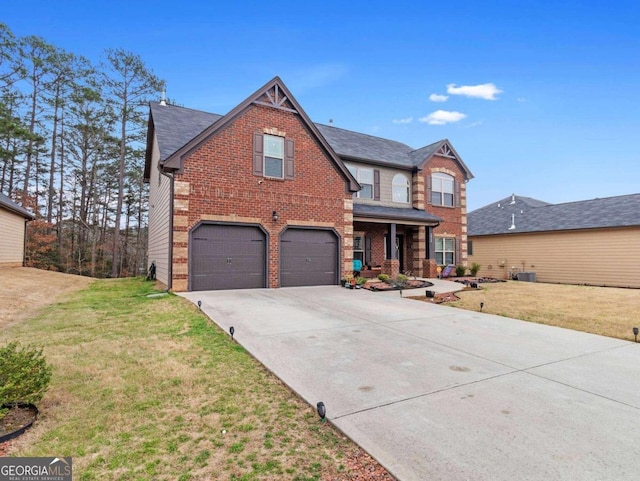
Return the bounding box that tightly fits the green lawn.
[1,278,361,480]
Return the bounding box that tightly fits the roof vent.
[497,202,501,208]
[510,194,516,204]
[508,213,516,230]
[329,118,333,125]
[160,89,167,106]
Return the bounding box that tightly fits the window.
[348,166,374,199]
[353,234,365,263]
[264,134,284,178]
[431,172,454,206]
[435,237,455,265]
[468,240,473,256]
[392,174,410,203]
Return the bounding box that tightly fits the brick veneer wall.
[170,103,352,290]
[424,155,469,266]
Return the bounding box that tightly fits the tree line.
[0,23,163,278]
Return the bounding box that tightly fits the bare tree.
[102,48,161,278]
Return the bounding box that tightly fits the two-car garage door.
[190,224,338,291]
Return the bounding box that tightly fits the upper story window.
[431,172,454,206]
[348,166,375,199]
[264,134,284,178]
[253,132,294,179]
[392,174,410,203]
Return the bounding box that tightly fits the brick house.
[144,77,473,291]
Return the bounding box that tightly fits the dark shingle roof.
[150,102,222,162]
[468,193,640,235]
[353,203,441,224]
[149,102,472,177]
[0,191,34,219]
[315,124,415,168]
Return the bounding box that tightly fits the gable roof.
[144,78,473,184]
[468,193,640,236]
[147,77,359,192]
[0,192,35,219]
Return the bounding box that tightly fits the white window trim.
[263,134,284,179]
[431,172,454,207]
[435,237,456,265]
[392,174,410,203]
[348,166,374,199]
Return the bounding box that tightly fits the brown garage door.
[190,224,266,291]
[280,228,338,287]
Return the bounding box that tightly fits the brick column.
[423,259,438,278]
[383,259,400,278]
[412,226,426,273]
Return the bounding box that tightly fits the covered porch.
[352,204,441,279]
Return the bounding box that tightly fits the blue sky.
[4,0,639,211]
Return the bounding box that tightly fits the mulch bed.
[363,280,433,292]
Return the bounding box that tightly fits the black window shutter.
[426,174,432,205]
[373,169,380,200]
[253,132,264,176]
[365,235,372,265]
[284,138,294,179]
[455,238,461,265]
[455,180,461,207]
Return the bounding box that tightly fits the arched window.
[392,174,410,203]
[431,172,454,206]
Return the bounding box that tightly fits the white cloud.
[446,83,502,100]
[392,117,413,124]
[429,93,448,102]
[418,110,467,125]
[517,97,527,103]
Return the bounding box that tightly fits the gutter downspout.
[160,167,174,291]
[23,218,32,266]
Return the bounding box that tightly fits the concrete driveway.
[181,286,640,481]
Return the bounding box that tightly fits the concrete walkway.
[181,286,640,481]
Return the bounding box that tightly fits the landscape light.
[197,300,202,310]
[633,327,638,343]
[230,326,235,339]
[480,302,484,312]
[317,401,326,422]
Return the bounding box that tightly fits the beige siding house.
[0,192,35,266]
[467,194,640,288]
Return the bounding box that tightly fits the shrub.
[355,277,368,286]
[395,274,409,287]
[0,342,52,411]
[455,265,467,277]
[377,274,390,283]
[470,262,481,276]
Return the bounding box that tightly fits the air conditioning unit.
[516,272,537,282]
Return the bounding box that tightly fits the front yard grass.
[435,281,639,341]
[1,278,360,480]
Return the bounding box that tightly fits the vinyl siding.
[468,227,640,288]
[344,162,412,207]
[147,134,172,287]
[0,207,26,265]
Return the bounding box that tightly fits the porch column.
[383,223,400,278]
[386,223,397,259]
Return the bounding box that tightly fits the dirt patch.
[0,267,93,330]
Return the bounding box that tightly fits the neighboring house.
[144,77,473,291]
[467,193,640,288]
[0,191,35,267]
